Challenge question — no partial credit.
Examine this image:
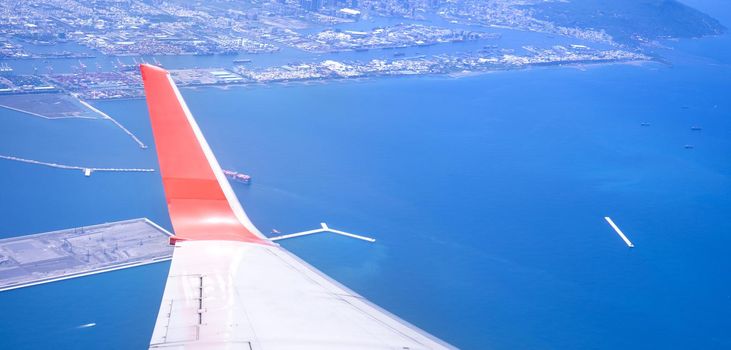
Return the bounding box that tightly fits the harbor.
[0,218,173,292]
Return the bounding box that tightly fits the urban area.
[0,0,660,100]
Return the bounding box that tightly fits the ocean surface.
[1,5,731,350]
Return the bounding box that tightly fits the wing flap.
[150,241,455,349]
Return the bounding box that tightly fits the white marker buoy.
[604,217,635,248]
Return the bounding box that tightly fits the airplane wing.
[140,64,456,350]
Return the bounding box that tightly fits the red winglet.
[140,64,268,244]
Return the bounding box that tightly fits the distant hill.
[530,0,726,44]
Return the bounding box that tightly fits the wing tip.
[140,64,167,81]
[139,62,271,245]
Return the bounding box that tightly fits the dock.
[604,217,635,248]
[0,218,173,292]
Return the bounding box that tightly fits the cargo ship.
[223,169,251,184]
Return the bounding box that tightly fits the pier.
[604,217,635,248]
[74,96,148,149]
[0,154,155,176]
[0,218,173,292]
[270,223,376,243]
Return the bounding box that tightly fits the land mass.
[530,0,726,45]
[0,0,724,99]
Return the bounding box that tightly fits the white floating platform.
[604,217,635,248]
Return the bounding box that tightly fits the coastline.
[9,56,656,101]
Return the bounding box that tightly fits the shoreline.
[46,57,657,101]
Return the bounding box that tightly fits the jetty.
[270,223,376,243]
[0,154,155,176]
[74,95,148,149]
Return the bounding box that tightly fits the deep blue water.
[2,11,731,350]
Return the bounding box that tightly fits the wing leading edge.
[140,64,456,349]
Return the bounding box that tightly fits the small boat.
[271,229,281,235]
[691,126,702,131]
[684,144,695,149]
[640,122,651,127]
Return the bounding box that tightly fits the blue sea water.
[2,8,731,350]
